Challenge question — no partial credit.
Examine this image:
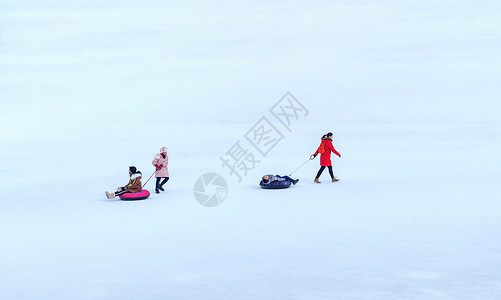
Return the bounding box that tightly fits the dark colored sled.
[260,181,292,189]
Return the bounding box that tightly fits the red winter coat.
[314,138,340,166]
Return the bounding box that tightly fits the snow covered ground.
[1,1,500,299]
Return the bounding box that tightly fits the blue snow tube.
[260,180,291,189]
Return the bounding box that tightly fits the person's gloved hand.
[338,154,341,158]
[310,154,316,160]
[155,164,161,170]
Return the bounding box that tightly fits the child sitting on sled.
[105,166,142,199]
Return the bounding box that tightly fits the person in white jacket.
[152,147,169,194]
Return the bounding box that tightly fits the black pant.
[277,175,295,182]
[316,166,334,179]
[115,187,129,196]
[156,177,169,191]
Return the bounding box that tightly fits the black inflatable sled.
[260,180,291,189]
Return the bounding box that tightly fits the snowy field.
[1,1,500,299]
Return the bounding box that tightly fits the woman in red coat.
[312,132,341,183]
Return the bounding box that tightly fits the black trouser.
[115,187,129,196]
[316,166,334,179]
[277,175,295,182]
[156,177,169,191]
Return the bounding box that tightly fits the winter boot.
[292,179,299,185]
[159,186,165,192]
[332,177,340,182]
[105,191,115,199]
[314,178,321,184]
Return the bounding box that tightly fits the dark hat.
[129,166,137,174]
[326,132,333,137]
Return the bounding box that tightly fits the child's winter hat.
[160,147,168,153]
[129,166,137,174]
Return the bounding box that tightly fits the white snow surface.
[1,1,500,299]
